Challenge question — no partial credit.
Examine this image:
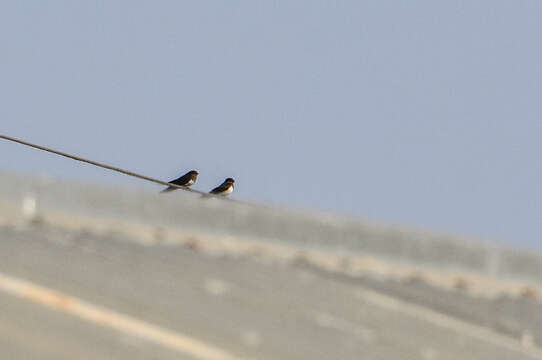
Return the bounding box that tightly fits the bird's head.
[188,170,199,179]
[225,178,235,185]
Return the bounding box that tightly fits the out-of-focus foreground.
[0,171,541,360]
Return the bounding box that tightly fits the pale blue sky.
[1,1,541,250]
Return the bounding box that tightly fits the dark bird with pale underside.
[209,178,235,196]
[160,170,199,193]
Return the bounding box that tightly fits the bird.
[209,177,235,196]
[160,170,199,193]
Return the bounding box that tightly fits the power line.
[0,134,216,197]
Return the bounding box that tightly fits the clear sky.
[1,1,541,250]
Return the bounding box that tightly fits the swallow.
[209,177,235,196]
[160,170,199,193]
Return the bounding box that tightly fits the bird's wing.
[170,173,190,186]
[210,182,229,193]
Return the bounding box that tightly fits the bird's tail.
[160,186,175,193]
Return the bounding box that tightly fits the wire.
[0,134,215,197]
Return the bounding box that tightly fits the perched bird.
[209,178,235,196]
[161,170,199,193]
